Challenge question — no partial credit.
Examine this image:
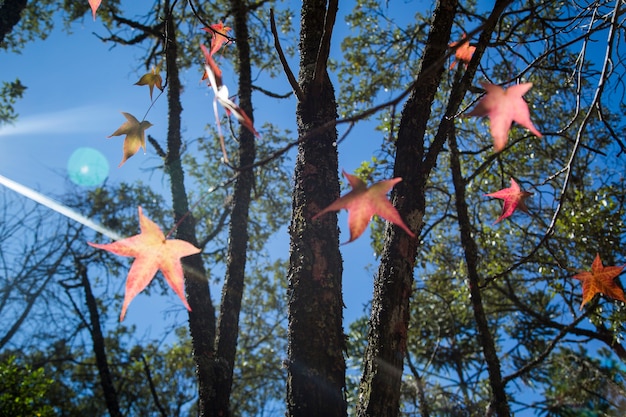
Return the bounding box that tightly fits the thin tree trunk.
[162,5,216,415]
[286,0,346,416]
[78,261,123,417]
[213,0,256,415]
[449,128,511,417]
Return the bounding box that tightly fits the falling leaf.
[88,0,101,20]
[573,253,625,310]
[467,81,542,152]
[484,178,532,223]
[201,44,260,162]
[312,170,416,244]
[108,112,153,167]
[449,33,476,69]
[202,21,232,56]
[88,206,201,321]
[135,66,163,100]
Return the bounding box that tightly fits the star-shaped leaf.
[467,81,542,152]
[202,21,232,56]
[484,178,532,223]
[108,112,153,167]
[449,33,476,69]
[312,170,416,244]
[573,253,625,310]
[88,206,201,321]
[88,0,101,20]
[135,66,163,100]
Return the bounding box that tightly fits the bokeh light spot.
[67,147,109,187]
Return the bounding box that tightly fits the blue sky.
[0,1,399,332]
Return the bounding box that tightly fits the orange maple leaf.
[467,81,542,152]
[135,66,163,100]
[312,170,416,244]
[449,33,476,69]
[202,21,232,56]
[484,178,532,223]
[88,0,101,20]
[108,112,153,167]
[573,253,625,310]
[201,44,260,162]
[88,207,201,321]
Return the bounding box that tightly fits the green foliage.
[0,78,26,125]
[0,355,54,417]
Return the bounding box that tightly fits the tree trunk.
[286,1,346,416]
[449,129,511,417]
[162,4,216,415]
[213,0,256,415]
[78,261,123,417]
[356,1,457,416]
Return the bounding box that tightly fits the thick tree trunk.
[78,262,123,417]
[162,6,217,416]
[213,0,256,415]
[286,1,346,416]
[356,2,458,416]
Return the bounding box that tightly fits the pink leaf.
[313,170,416,243]
[467,82,542,152]
[484,178,532,223]
[88,207,201,320]
[88,0,101,20]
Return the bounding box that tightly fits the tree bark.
[162,4,216,415]
[356,1,457,416]
[213,0,257,415]
[0,0,27,45]
[78,261,123,417]
[286,1,346,416]
[449,129,511,417]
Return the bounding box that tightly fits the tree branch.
[139,354,169,417]
[269,8,303,101]
[312,0,338,95]
[251,84,292,99]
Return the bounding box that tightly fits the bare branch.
[269,8,303,101]
[312,0,338,95]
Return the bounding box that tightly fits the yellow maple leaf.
[108,112,153,167]
[135,66,163,100]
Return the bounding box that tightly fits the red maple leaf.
[88,206,201,321]
[202,21,232,56]
[467,81,542,152]
[484,178,532,223]
[573,253,625,310]
[449,33,476,69]
[88,0,101,20]
[312,170,416,244]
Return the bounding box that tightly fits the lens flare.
[67,147,109,187]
